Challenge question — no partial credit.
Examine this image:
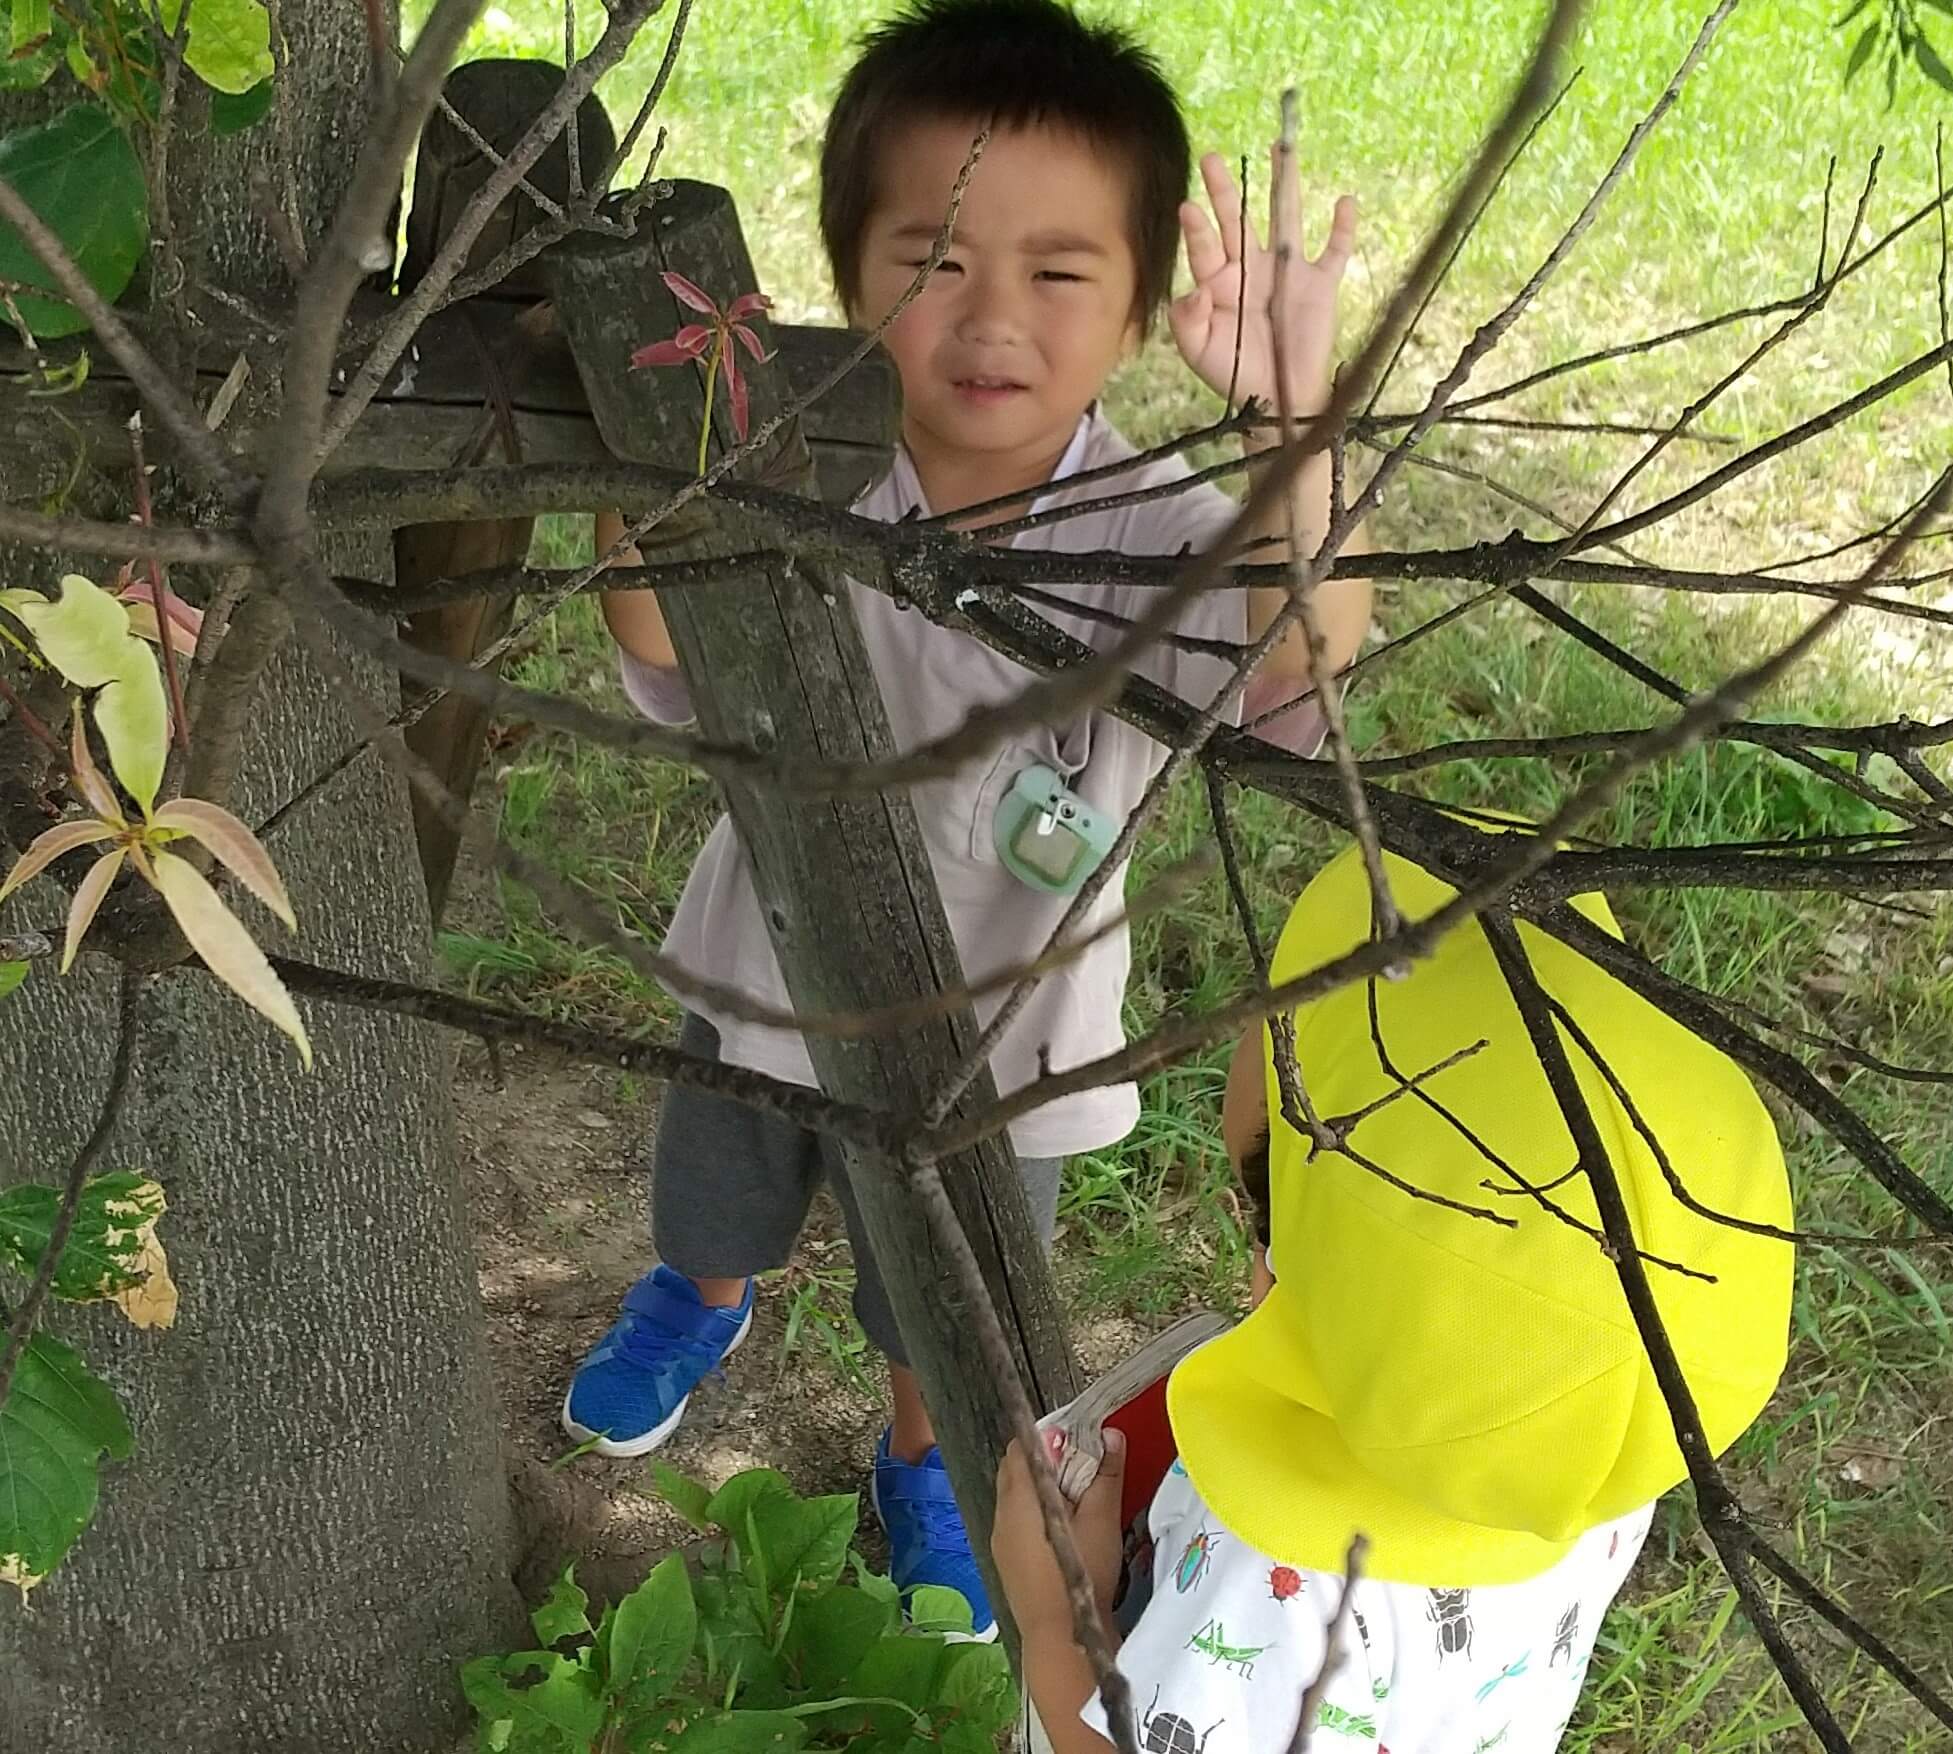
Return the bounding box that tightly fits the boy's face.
[851,118,1142,503]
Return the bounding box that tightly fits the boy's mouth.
[951,376,1029,404]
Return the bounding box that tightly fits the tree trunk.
[0,10,522,1752]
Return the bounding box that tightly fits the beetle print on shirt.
[1139,1686,1219,1754]
[1174,1527,1220,1594]
[1427,1587,1475,1661]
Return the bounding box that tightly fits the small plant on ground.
[462,1464,1017,1753]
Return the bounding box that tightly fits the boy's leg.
[561,1014,825,1456]
[826,1147,1064,1635]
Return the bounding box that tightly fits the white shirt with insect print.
[1081,1462,1654,1754]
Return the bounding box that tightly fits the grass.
[404,1,1953,1746]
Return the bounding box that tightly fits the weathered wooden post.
[392,61,617,924]
[546,182,1081,1611]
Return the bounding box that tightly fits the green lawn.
[406,3,1953,1748]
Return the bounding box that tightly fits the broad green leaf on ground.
[783,1583,896,1698]
[149,850,312,1067]
[0,960,25,1000]
[0,1330,133,1593]
[651,1458,715,1529]
[662,1711,806,1754]
[746,1490,857,1590]
[0,1172,173,1323]
[934,1641,1017,1739]
[158,0,274,94]
[460,1652,605,1748]
[704,1468,794,1535]
[607,1551,696,1706]
[0,106,145,338]
[0,574,165,811]
[528,1565,591,1648]
[904,1584,973,1637]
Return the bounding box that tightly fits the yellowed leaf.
[148,849,312,1068]
[0,1554,45,1597]
[103,1181,176,1330]
[0,818,115,905]
[62,848,125,973]
[150,797,297,929]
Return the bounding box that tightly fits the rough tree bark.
[0,9,522,1753]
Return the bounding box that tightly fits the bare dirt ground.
[453,1037,1147,1608]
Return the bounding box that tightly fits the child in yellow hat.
[994,845,1795,1752]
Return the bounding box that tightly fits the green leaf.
[608,1551,696,1706]
[9,0,50,53]
[0,1330,133,1592]
[1916,32,1953,90]
[0,36,61,92]
[0,106,145,339]
[0,960,25,1001]
[904,1584,973,1637]
[935,1642,1017,1737]
[652,1459,715,1530]
[844,1634,948,1714]
[0,574,165,811]
[209,76,273,135]
[851,1552,902,1610]
[529,1566,591,1648]
[783,1584,896,1698]
[0,1171,162,1303]
[460,1652,605,1747]
[705,1468,794,1534]
[665,1711,807,1753]
[158,0,273,95]
[1845,17,1882,82]
[746,1491,858,1590]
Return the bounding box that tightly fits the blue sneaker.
[871,1428,998,1641]
[561,1267,754,1458]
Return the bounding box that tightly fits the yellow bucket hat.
[1169,845,1795,1587]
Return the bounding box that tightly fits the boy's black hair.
[1239,1126,1272,1250]
[819,0,1191,337]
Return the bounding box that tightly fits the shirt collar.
[880,404,1100,522]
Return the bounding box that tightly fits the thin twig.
[1288,1535,1371,1754]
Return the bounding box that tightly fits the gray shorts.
[651,1013,1062,1366]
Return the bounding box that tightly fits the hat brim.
[1169,1287,1583,1589]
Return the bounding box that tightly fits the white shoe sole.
[869,1458,1000,1643]
[559,1304,753,1460]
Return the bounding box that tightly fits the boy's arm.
[595,508,679,669]
[1240,435,1373,688]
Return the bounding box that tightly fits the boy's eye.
[1036,269,1087,284]
[905,258,962,275]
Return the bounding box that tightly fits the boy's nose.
[954,272,1029,346]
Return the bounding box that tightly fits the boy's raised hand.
[1171,148,1356,419]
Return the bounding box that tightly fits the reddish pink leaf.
[722,351,751,441]
[725,292,771,321]
[0,818,117,906]
[631,327,712,369]
[660,270,718,314]
[730,322,772,365]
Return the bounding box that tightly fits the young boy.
[566,0,1372,1636]
[993,845,1796,1750]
